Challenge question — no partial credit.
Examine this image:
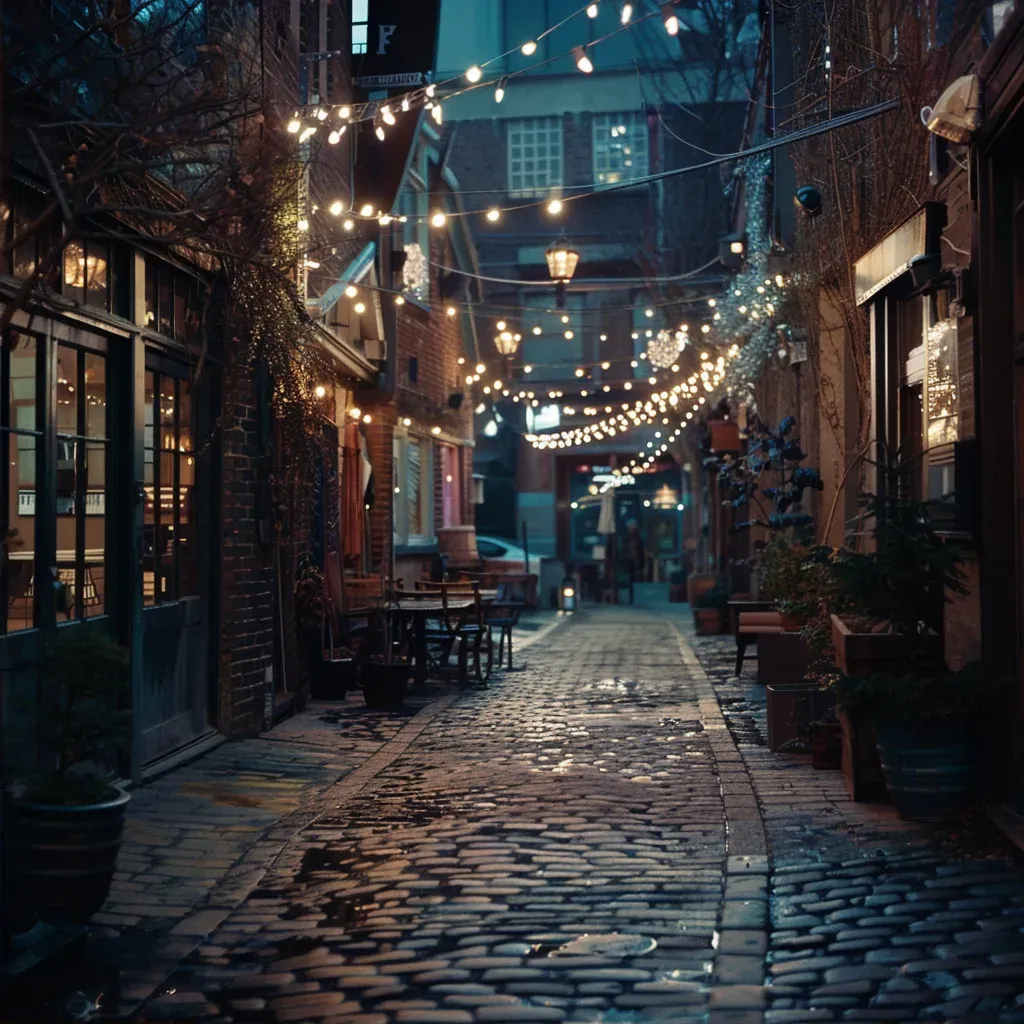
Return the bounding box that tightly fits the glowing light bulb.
[486,207,501,222]
[446,305,458,317]
[431,211,446,227]
[521,40,537,55]
[343,218,354,231]
[359,203,375,217]
[524,365,533,373]
[287,118,301,133]
[621,2,633,24]
[547,198,564,215]
[600,334,608,341]
[297,217,309,231]
[662,2,680,35]
[345,285,358,298]
[349,408,361,419]
[701,324,711,334]
[354,301,366,314]
[532,325,542,335]
[339,105,352,119]
[465,65,483,83]
[587,1,599,15]
[329,200,343,216]
[381,104,396,126]
[395,295,406,305]
[565,330,574,340]
[495,78,506,103]
[476,364,486,374]
[573,45,594,73]
[299,126,317,143]
[601,361,610,370]
[314,385,327,398]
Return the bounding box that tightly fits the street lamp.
[545,237,580,308]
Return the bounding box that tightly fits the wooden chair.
[399,584,491,685]
[736,609,786,676]
[485,581,524,671]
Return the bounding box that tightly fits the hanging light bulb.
[381,104,396,126]
[359,203,375,217]
[431,103,443,125]
[532,324,542,335]
[662,2,680,34]
[287,117,301,133]
[298,125,317,143]
[621,2,633,24]
[338,105,352,119]
[426,83,436,97]
[343,218,355,231]
[375,123,385,141]
[587,1,599,16]
[486,207,501,222]
[354,301,366,314]
[547,198,564,215]
[496,320,507,331]
[400,96,411,112]
[431,211,446,228]
[327,126,346,145]
[329,200,343,216]
[345,285,358,298]
[494,77,507,103]
[466,65,483,83]
[297,217,309,231]
[573,45,594,73]
[522,40,537,55]
[446,305,458,317]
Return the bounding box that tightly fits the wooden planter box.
[757,631,809,687]
[694,608,723,634]
[831,614,941,676]
[837,708,888,802]
[766,681,835,752]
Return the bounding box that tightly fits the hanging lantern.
[545,238,580,309]
[494,329,520,357]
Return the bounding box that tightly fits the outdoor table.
[393,591,498,687]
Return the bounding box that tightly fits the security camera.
[794,186,822,217]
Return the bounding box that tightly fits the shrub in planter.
[6,631,131,927]
[833,663,1007,820]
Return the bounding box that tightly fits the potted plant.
[295,563,357,699]
[360,603,411,710]
[5,630,131,928]
[833,663,1005,820]
[693,578,729,634]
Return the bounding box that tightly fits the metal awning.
[854,203,946,305]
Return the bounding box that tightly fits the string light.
[446,305,458,317]
[354,301,366,314]
[465,65,483,83]
[573,45,594,73]
[287,118,301,133]
[381,104,396,126]
[431,211,447,228]
[359,203,375,217]
[547,198,564,215]
[345,285,358,298]
[328,127,346,144]
[662,2,680,35]
[343,218,354,231]
[431,103,443,125]
[522,40,538,55]
[587,1,599,15]
[495,77,507,103]
[621,2,633,23]
[486,207,501,222]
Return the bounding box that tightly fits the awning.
[854,202,946,305]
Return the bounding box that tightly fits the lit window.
[352,0,368,54]
[508,118,564,198]
[593,112,650,185]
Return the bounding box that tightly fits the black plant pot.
[361,662,410,710]
[6,787,130,925]
[310,658,359,700]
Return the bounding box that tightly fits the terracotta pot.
[837,707,888,802]
[694,608,722,635]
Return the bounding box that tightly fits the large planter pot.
[361,662,410,710]
[766,682,835,752]
[6,787,130,925]
[874,717,975,821]
[831,614,942,676]
[837,708,888,802]
[758,631,809,687]
[687,574,717,606]
[693,608,723,635]
[310,657,360,701]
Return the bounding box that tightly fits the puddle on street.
[551,932,658,957]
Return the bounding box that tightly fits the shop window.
[1,331,40,633]
[143,369,197,604]
[62,241,110,310]
[508,117,563,198]
[55,344,108,620]
[144,259,203,341]
[393,435,433,545]
[593,112,649,186]
[441,445,462,528]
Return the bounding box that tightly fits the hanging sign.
[354,0,442,90]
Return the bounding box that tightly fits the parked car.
[475,535,542,575]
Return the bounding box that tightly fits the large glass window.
[508,118,563,198]
[143,369,197,604]
[593,112,649,186]
[393,435,433,545]
[352,0,368,53]
[55,344,108,620]
[1,331,40,633]
[144,260,202,342]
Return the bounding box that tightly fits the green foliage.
[833,662,1009,723]
[27,630,131,805]
[831,454,966,643]
[694,578,731,612]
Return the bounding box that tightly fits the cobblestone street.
[13,607,1024,1024]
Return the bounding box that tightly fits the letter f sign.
[378,24,397,54]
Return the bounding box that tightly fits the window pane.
[174,275,187,340]
[12,205,37,279]
[352,23,367,52]
[85,352,106,438]
[86,244,109,310]
[593,113,649,185]
[159,270,173,336]
[84,442,106,617]
[508,118,563,197]
[353,0,368,19]
[178,379,192,452]
[145,262,158,328]
[143,372,156,605]
[9,332,37,427]
[408,440,423,536]
[927,315,959,448]
[178,452,198,597]
[56,346,79,435]
[5,432,36,631]
[63,242,86,303]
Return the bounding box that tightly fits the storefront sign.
[353,0,442,90]
[854,203,945,305]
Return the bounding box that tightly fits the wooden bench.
[734,606,785,677]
